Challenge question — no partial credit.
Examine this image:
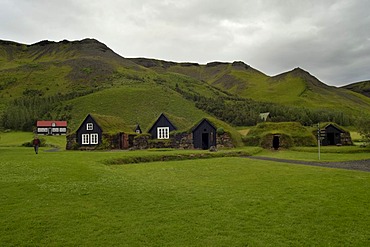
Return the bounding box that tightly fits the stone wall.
[173,133,194,149]
[67,131,235,150]
[66,133,77,150]
[132,134,150,149]
[102,133,120,149]
[216,133,234,148]
[340,132,353,146]
[132,133,194,149]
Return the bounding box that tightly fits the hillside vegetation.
[1,38,369,134]
[134,59,370,115]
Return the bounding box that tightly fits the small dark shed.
[192,118,217,149]
[76,114,102,146]
[148,113,177,139]
[321,123,352,146]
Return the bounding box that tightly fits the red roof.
[37,121,67,127]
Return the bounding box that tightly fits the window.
[82,133,99,145]
[157,127,169,139]
[38,128,48,133]
[90,134,99,144]
[86,123,93,130]
[82,134,89,144]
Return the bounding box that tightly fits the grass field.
[0,132,67,148]
[1,144,369,246]
[261,146,370,162]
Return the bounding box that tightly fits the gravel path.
[246,156,370,172]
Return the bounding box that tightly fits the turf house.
[140,114,233,150]
[243,122,317,149]
[134,124,142,134]
[66,114,136,150]
[66,113,235,150]
[319,123,352,146]
[192,118,217,149]
[148,113,177,140]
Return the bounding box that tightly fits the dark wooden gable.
[148,113,177,139]
[134,124,142,134]
[322,124,345,146]
[76,114,103,146]
[192,118,217,149]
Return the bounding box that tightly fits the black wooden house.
[67,114,136,150]
[67,113,236,150]
[76,114,102,146]
[192,118,217,149]
[321,123,352,146]
[148,113,177,139]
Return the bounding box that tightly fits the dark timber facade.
[148,113,177,139]
[76,114,103,146]
[321,123,352,146]
[192,119,217,149]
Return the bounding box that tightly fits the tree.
[357,116,370,146]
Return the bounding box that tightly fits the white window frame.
[86,123,93,130]
[90,133,99,144]
[82,134,90,144]
[38,128,48,133]
[157,127,169,139]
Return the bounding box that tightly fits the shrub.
[217,127,225,135]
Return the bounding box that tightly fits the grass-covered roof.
[90,114,135,134]
[244,122,317,147]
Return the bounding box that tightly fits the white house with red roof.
[36,121,67,135]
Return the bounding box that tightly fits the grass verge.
[103,147,262,165]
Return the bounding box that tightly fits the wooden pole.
[317,123,321,160]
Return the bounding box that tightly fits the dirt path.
[246,156,370,172]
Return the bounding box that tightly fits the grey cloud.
[1,0,369,86]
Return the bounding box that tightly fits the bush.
[21,137,47,147]
[357,117,370,146]
[217,127,225,135]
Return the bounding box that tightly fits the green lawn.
[0,132,66,148]
[1,147,369,246]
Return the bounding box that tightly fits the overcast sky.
[1,0,370,86]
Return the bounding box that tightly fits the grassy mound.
[243,122,317,148]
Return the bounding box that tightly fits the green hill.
[1,38,369,134]
[132,59,370,115]
[342,80,370,98]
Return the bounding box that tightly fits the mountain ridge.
[341,80,370,98]
[2,38,367,88]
